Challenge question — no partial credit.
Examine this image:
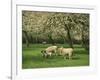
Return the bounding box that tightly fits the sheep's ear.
[44,50,46,53]
[41,50,44,53]
[41,50,46,53]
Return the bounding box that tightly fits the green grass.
[22,44,89,69]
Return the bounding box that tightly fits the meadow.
[22,44,89,69]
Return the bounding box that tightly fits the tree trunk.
[64,24,73,48]
[23,30,29,47]
[81,29,84,46]
[59,34,66,44]
[81,30,89,51]
[81,25,89,51]
[48,34,55,45]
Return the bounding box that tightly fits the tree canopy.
[22,11,89,50]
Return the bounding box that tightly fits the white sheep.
[58,47,73,60]
[41,46,57,58]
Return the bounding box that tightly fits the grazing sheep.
[58,47,73,60]
[41,46,57,58]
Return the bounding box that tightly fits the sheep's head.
[41,50,48,58]
[41,50,46,53]
[57,46,64,55]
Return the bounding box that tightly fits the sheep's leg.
[44,54,47,58]
[43,53,48,58]
[69,53,72,60]
[54,50,57,56]
[42,53,46,58]
[59,50,62,56]
[63,54,67,60]
[49,53,52,57]
[43,54,45,58]
[46,55,49,58]
[69,56,72,60]
[55,50,56,53]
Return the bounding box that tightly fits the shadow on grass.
[72,57,80,60]
[22,54,44,64]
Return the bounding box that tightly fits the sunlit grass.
[22,44,89,69]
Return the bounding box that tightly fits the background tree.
[22,11,89,50]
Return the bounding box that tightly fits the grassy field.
[22,44,89,69]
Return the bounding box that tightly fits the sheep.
[58,47,73,60]
[41,46,57,58]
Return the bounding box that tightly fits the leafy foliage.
[22,11,89,50]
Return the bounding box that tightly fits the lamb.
[58,47,73,60]
[41,46,57,58]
